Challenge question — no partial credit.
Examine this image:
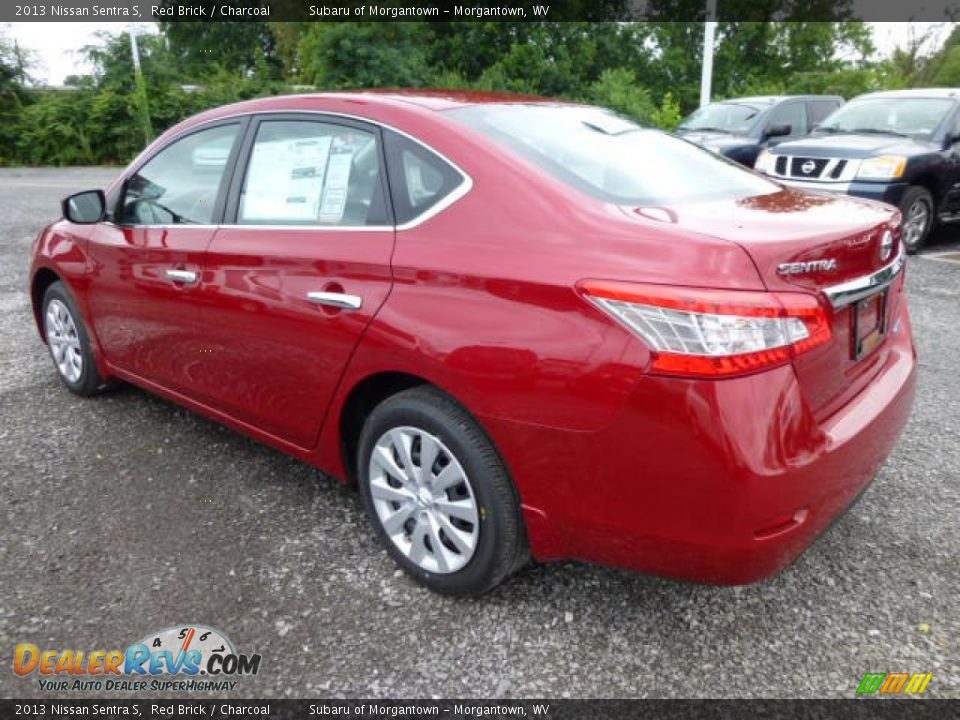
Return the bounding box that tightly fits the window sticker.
[242,135,332,222]
[318,146,354,224]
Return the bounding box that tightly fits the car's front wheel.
[899,186,935,254]
[357,386,528,596]
[42,281,107,396]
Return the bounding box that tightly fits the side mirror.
[765,123,792,139]
[62,190,106,224]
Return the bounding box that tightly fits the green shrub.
[587,68,658,124]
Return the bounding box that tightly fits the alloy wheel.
[368,426,480,574]
[45,298,83,383]
[903,199,930,250]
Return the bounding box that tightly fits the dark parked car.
[676,95,844,166]
[755,88,960,252]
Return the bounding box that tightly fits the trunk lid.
[658,188,903,419]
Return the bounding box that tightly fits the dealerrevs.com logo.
[856,672,933,696]
[14,625,262,692]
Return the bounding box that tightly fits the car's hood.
[769,133,934,159]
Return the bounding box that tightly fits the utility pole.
[700,0,718,108]
[129,27,154,145]
[13,40,25,86]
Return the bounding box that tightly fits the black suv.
[755,88,960,252]
[676,95,844,167]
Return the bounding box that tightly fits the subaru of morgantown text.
[30,92,916,595]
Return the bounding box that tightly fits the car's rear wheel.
[357,386,528,596]
[899,186,934,254]
[42,281,107,396]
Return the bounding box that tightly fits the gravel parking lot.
[1,167,958,700]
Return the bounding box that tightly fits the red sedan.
[30,92,916,595]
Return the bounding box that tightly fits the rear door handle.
[165,269,198,284]
[307,291,363,310]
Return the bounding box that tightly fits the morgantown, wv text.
[309,5,550,19]
[309,704,550,717]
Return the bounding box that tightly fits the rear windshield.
[678,102,764,134]
[448,104,779,206]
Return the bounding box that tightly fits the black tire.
[41,281,108,396]
[357,386,528,596]
[899,186,935,254]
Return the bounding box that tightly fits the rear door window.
[235,119,388,226]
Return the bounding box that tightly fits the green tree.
[647,19,873,113]
[0,30,31,163]
[298,22,434,88]
[159,20,281,80]
[588,68,658,123]
[15,89,96,165]
[930,46,960,85]
[5,19,947,166]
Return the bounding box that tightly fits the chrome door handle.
[307,291,363,310]
[165,269,198,284]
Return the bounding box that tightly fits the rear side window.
[120,123,239,225]
[384,131,465,225]
[237,120,387,226]
[809,100,841,126]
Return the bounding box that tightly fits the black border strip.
[4,1,960,23]
[3,699,958,719]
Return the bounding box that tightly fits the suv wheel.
[42,281,108,396]
[357,386,528,596]
[899,186,934,254]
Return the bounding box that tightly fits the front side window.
[120,123,239,225]
[450,104,779,206]
[817,98,955,139]
[767,102,807,135]
[238,120,385,226]
[678,102,764,134]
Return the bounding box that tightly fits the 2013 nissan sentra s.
[30,91,916,595]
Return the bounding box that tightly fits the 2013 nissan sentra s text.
[30,92,917,595]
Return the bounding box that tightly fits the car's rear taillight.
[578,280,831,377]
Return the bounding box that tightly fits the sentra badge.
[777,258,838,275]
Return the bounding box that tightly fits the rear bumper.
[490,301,917,584]
[778,178,908,208]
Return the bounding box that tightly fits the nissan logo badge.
[802,160,816,175]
